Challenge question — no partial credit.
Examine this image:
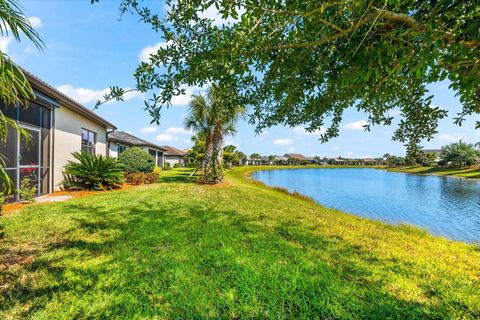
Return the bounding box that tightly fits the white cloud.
[140,127,157,133]
[139,41,171,63]
[57,84,143,105]
[225,140,240,149]
[156,134,174,142]
[273,138,293,145]
[287,147,295,152]
[0,36,12,54]
[346,151,354,156]
[170,85,206,107]
[28,16,43,28]
[293,126,326,136]
[343,120,368,131]
[165,127,192,135]
[438,133,464,143]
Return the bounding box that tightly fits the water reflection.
[252,168,480,243]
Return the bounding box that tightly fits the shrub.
[126,172,146,185]
[173,163,180,168]
[0,195,4,215]
[18,177,37,202]
[153,166,162,175]
[440,141,478,167]
[118,147,155,173]
[63,152,124,190]
[145,172,159,184]
[163,162,172,171]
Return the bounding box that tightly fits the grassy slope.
[388,166,480,178]
[0,167,479,319]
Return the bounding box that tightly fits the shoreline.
[235,165,480,245]
[238,164,480,181]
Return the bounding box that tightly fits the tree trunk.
[200,132,213,182]
[206,125,224,184]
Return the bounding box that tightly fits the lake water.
[252,168,480,243]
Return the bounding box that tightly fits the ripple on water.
[252,168,480,243]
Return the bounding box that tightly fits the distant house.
[360,158,381,165]
[284,153,308,164]
[284,153,306,160]
[422,149,442,162]
[162,146,187,167]
[273,156,288,165]
[108,131,166,167]
[1,69,116,201]
[243,155,288,165]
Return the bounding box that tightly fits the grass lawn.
[388,165,480,178]
[1,167,480,319]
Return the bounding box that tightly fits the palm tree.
[185,84,244,184]
[184,94,213,177]
[0,0,44,193]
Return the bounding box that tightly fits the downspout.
[50,106,56,193]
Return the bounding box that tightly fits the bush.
[18,177,37,202]
[63,152,124,190]
[440,141,478,167]
[0,195,4,215]
[153,166,162,175]
[126,172,146,185]
[163,162,172,171]
[125,172,159,184]
[118,147,155,173]
[145,172,159,184]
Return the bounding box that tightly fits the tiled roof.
[108,131,166,151]
[284,153,306,159]
[161,145,187,156]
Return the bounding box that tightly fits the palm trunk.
[201,132,213,181]
[207,125,224,184]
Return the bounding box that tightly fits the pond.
[252,168,480,243]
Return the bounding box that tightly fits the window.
[81,128,96,154]
[117,145,127,154]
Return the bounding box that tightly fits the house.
[162,146,187,167]
[422,149,442,162]
[360,158,381,165]
[107,131,166,167]
[244,156,261,166]
[0,69,116,201]
[284,153,307,164]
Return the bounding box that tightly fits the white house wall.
[165,156,182,167]
[53,106,107,190]
[109,141,119,158]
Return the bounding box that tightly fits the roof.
[108,131,166,151]
[22,68,116,129]
[284,153,306,159]
[161,145,187,156]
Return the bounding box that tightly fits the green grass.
[388,166,480,178]
[1,166,479,319]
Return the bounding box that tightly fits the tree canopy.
[0,0,44,193]
[440,141,478,167]
[96,0,479,157]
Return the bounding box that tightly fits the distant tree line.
[385,141,479,168]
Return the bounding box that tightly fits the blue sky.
[5,0,479,158]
